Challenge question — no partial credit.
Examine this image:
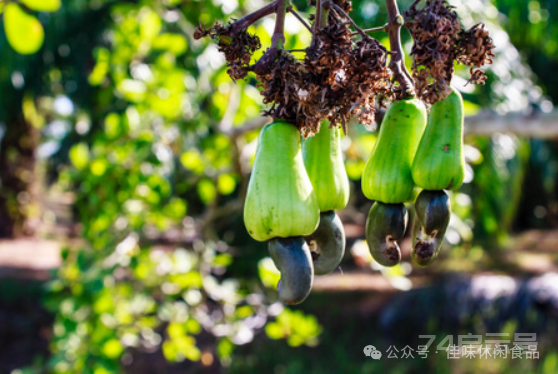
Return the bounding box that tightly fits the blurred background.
[0,0,557,373]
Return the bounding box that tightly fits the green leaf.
[4,4,44,55]
[152,33,188,55]
[89,48,110,86]
[69,143,89,170]
[180,150,204,175]
[217,173,236,195]
[257,257,280,289]
[21,0,61,12]
[101,339,124,359]
[197,179,216,205]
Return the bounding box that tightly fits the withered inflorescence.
[250,16,392,137]
[194,22,261,81]
[197,0,494,130]
[404,0,495,103]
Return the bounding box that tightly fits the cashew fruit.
[412,88,465,190]
[268,237,314,305]
[305,211,345,275]
[411,190,451,267]
[244,120,319,242]
[302,120,350,212]
[365,202,408,267]
[362,98,427,204]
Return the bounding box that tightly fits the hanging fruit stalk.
[410,87,465,266]
[302,121,350,275]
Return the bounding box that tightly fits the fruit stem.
[385,0,415,98]
[271,0,289,50]
[229,1,278,35]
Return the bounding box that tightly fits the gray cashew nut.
[305,211,345,275]
[268,236,314,305]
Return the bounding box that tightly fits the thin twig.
[351,24,388,36]
[325,2,371,41]
[287,6,314,34]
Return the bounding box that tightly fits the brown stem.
[271,0,288,49]
[319,1,329,28]
[385,0,415,98]
[314,0,322,33]
[287,6,314,34]
[230,1,278,34]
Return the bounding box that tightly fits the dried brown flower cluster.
[404,0,495,103]
[256,22,391,136]
[194,22,261,81]
[456,24,496,85]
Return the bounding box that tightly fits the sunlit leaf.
[4,4,44,55]
[153,33,188,55]
[197,179,216,205]
[21,0,61,12]
[104,113,121,139]
[257,257,280,289]
[90,159,108,176]
[213,253,232,267]
[140,9,161,40]
[180,150,204,175]
[117,79,147,102]
[217,173,236,195]
[69,143,90,170]
[89,48,111,85]
[101,339,124,359]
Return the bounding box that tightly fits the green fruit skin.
[305,211,345,275]
[362,99,427,203]
[302,121,350,212]
[244,120,320,242]
[412,88,465,190]
[268,237,314,305]
[365,202,408,267]
[411,190,451,267]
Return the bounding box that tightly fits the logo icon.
[363,345,382,360]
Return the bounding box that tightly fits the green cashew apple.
[244,120,319,242]
[302,120,350,212]
[362,98,427,204]
[411,190,451,267]
[302,120,349,274]
[365,202,408,267]
[305,211,345,275]
[412,88,465,190]
[268,237,314,305]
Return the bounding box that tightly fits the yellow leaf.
[101,339,124,359]
[69,143,89,170]
[217,174,236,195]
[4,4,44,54]
[21,0,61,12]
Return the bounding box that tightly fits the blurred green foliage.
[0,0,556,372]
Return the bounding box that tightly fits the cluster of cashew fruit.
[244,89,465,303]
[363,88,465,267]
[244,120,349,304]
